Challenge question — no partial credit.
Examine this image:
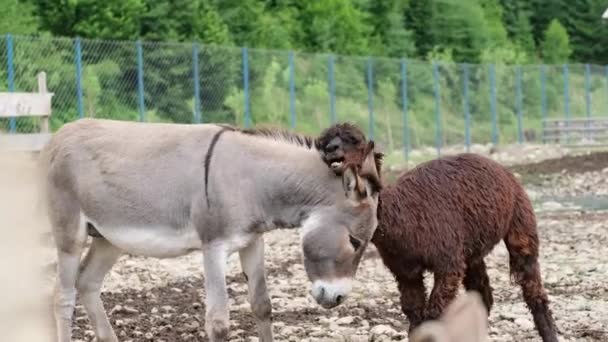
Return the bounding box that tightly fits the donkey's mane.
[239,126,318,150]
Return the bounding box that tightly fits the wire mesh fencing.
[2,34,608,164]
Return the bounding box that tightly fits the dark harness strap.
[204,126,235,208]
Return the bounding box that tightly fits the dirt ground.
[510,151,608,177]
[5,149,608,342]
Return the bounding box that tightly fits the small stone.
[336,316,354,325]
[123,305,139,314]
[192,302,202,309]
[542,201,563,211]
[184,320,200,332]
[144,332,154,339]
[514,318,534,330]
[109,305,123,315]
[369,325,397,340]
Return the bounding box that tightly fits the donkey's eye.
[349,235,362,251]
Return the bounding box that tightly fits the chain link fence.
[2,34,608,165]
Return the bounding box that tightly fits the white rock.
[369,324,397,339]
[336,316,354,325]
[542,201,563,210]
[514,318,534,330]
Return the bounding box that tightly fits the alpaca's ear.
[342,165,359,196]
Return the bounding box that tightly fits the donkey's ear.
[410,291,488,342]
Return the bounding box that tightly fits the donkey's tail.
[504,192,559,342]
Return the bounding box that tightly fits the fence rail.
[2,34,608,163]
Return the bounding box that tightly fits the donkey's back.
[39,119,224,255]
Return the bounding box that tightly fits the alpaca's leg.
[425,268,464,322]
[397,271,427,333]
[76,238,122,342]
[463,258,493,314]
[505,221,558,342]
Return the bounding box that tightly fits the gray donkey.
[38,119,381,342]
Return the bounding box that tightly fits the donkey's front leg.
[203,247,230,342]
[239,236,273,342]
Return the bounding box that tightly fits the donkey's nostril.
[336,295,344,305]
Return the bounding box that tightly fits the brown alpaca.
[315,126,559,342]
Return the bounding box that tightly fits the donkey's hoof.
[209,319,229,341]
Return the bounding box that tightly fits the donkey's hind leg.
[239,236,273,342]
[505,200,558,342]
[463,258,493,314]
[51,193,87,342]
[76,237,122,342]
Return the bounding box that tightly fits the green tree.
[478,0,509,47]
[529,0,566,46]
[512,13,536,59]
[361,0,416,57]
[298,0,371,55]
[34,0,144,40]
[540,19,572,63]
[0,0,39,35]
[561,0,607,63]
[404,0,434,58]
[430,0,489,62]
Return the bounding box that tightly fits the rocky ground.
[5,147,608,342]
[61,209,607,342]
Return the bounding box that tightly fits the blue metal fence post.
[605,65,608,104]
[516,65,523,144]
[585,63,591,119]
[242,47,251,128]
[489,64,498,145]
[136,40,145,122]
[288,51,296,129]
[75,37,84,119]
[563,64,570,143]
[540,64,547,121]
[192,43,201,124]
[328,55,336,124]
[366,58,375,140]
[433,62,442,157]
[400,59,409,161]
[6,34,15,132]
[605,65,608,103]
[585,63,591,139]
[463,64,471,151]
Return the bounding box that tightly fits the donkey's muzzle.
[311,278,352,309]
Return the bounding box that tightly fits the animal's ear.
[360,141,383,193]
[410,291,488,342]
[342,165,359,196]
[440,291,488,342]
